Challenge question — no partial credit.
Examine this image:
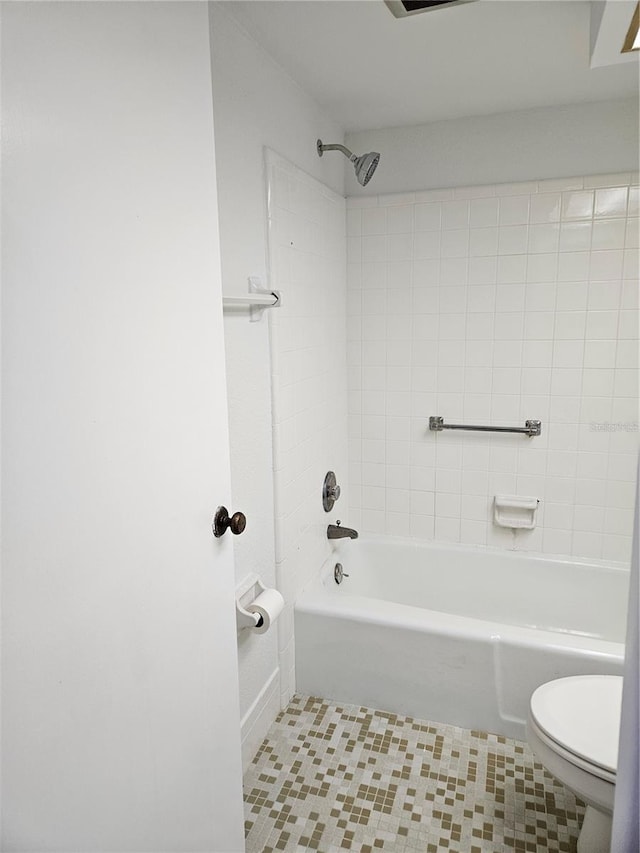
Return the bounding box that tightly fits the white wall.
[266,151,348,711]
[346,172,639,563]
[208,3,345,768]
[345,99,639,196]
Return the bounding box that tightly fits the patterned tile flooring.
[243,695,584,853]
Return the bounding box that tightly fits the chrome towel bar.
[429,416,542,437]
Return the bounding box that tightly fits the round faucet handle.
[322,471,342,512]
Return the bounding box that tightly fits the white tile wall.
[266,151,348,705]
[347,174,639,563]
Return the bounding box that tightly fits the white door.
[1,3,244,851]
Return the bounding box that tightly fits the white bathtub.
[294,537,628,739]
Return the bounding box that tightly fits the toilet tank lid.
[530,675,623,775]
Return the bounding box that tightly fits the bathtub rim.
[323,532,631,576]
[296,534,628,657]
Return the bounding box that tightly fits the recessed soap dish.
[494,495,539,529]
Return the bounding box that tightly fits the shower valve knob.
[322,471,342,512]
[213,506,247,538]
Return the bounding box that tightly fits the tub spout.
[327,521,358,540]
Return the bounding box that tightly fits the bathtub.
[294,537,628,740]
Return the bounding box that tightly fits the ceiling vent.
[621,2,640,53]
[385,0,477,18]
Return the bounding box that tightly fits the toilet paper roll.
[247,588,285,634]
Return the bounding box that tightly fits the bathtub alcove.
[295,537,628,740]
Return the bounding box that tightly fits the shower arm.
[317,141,357,162]
[316,138,380,187]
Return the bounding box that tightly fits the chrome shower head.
[352,151,380,187]
[317,139,380,187]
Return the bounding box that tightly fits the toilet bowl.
[526,675,623,853]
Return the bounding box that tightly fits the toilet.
[526,675,623,853]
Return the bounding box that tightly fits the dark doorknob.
[213,506,247,538]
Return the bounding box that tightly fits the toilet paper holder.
[236,574,266,629]
[235,573,287,633]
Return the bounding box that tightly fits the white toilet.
[526,675,622,853]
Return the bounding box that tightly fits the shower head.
[317,139,380,187]
[352,151,380,187]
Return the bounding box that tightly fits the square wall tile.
[594,187,628,218]
[562,190,594,220]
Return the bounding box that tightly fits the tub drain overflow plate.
[334,563,349,584]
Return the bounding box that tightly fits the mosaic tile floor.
[244,695,584,853]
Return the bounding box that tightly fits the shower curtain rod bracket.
[222,276,281,322]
